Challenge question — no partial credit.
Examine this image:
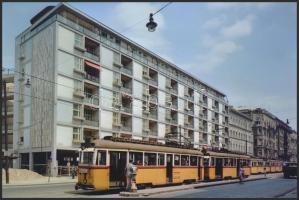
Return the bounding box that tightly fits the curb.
[120,177,269,197]
[2,181,77,187]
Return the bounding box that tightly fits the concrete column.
[51,149,58,177]
[29,152,33,171]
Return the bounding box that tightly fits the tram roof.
[92,139,203,155]
[207,151,251,159]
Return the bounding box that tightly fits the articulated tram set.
[75,138,283,191]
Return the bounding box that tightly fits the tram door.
[109,151,127,187]
[166,154,173,183]
[215,158,223,179]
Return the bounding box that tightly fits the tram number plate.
[79,168,88,173]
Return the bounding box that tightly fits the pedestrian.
[67,160,71,176]
[239,165,244,184]
[125,159,134,191]
[264,166,267,177]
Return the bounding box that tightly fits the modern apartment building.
[13,3,229,175]
[2,72,15,161]
[228,107,253,156]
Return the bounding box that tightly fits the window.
[84,109,93,121]
[210,157,215,166]
[190,156,198,166]
[129,152,143,165]
[73,104,81,117]
[181,155,189,166]
[174,154,180,166]
[144,153,157,166]
[158,154,165,166]
[82,152,94,164]
[75,33,83,47]
[74,57,83,70]
[96,150,106,165]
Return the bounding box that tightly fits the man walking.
[125,159,134,191]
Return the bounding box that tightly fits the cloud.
[206,2,275,10]
[202,17,224,30]
[221,14,255,39]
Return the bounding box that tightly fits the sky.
[2,2,297,130]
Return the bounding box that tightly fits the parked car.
[283,162,297,178]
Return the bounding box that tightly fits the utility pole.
[3,80,9,184]
[179,125,181,146]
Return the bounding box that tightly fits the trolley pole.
[3,80,9,184]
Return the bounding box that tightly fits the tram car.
[75,139,284,191]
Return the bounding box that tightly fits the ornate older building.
[276,118,292,161]
[228,107,253,156]
[288,130,297,162]
[238,108,278,160]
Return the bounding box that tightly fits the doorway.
[215,158,223,179]
[109,151,127,187]
[166,154,173,183]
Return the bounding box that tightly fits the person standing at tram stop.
[125,159,135,191]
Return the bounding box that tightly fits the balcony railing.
[84,51,100,62]
[121,126,132,132]
[171,104,178,110]
[148,79,158,86]
[84,95,99,106]
[203,114,208,119]
[149,95,158,103]
[121,67,133,76]
[85,73,99,83]
[120,87,132,94]
[170,88,178,94]
[186,95,194,101]
[203,101,208,107]
[121,106,132,113]
[149,112,158,119]
[84,120,99,127]
[149,130,158,136]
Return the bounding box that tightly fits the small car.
[282,162,297,178]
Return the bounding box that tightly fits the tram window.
[174,155,180,166]
[158,154,165,166]
[144,153,157,166]
[190,156,198,166]
[210,157,215,166]
[82,152,94,164]
[181,155,189,166]
[203,158,209,167]
[223,158,229,166]
[96,150,106,165]
[129,152,143,165]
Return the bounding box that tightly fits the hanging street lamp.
[146,13,158,32]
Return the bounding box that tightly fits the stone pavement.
[2,176,77,186]
[120,173,283,197]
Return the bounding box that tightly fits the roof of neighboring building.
[24,2,227,98]
[229,106,253,121]
[2,72,14,82]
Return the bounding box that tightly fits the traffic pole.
[3,80,9,184]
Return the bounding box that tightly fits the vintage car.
[282,162,297,178]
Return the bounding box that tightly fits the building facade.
[228,107,253,156]
[288,130,297,162]
[2,72,15,159]
[238,108,293,160]
[13,3,230,175]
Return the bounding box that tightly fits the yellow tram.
[75,139,204,190]
[202,151,251,180]
[75,139,284,191]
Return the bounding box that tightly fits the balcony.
[85,73,99,83]
[121,67,133,76]
[149,112,158,120]
[121,106,132,114]
[121,126,132,132]
[171,103,178,110]
[148,79,158,86]
[120,86,132,94]
[149,95,158,103]
[83,120,99,127]
[84,95,99,106]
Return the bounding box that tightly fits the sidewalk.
[2,176,77,187]
[120,173,283,197]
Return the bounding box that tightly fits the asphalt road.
[150,177,297,198]
[2,176,297,198]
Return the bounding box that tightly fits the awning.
[85,60,100,70]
